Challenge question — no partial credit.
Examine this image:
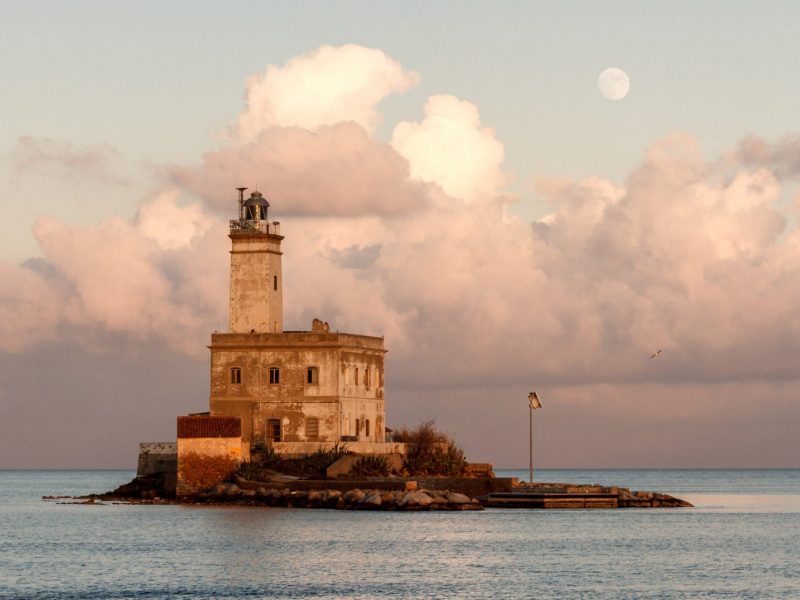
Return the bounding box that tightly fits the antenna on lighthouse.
[236,187,247,222]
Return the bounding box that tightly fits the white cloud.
[391,95,506,202]
[237,44,419,139]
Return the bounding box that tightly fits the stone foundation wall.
[414,477,515,497]
[271,441,409,457]
[137,442,178,494]
[137,442,177,477]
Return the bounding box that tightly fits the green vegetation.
[351,454,391,477]
[392,420,466,476]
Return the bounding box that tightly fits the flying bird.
[649,349,663,359]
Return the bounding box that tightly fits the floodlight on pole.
[527,392,543,486]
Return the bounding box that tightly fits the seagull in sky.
[649,349,663,359]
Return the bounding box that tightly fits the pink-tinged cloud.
[273,133,800,390]
[171,122,437,216]
[735,134,800,179]
[237,44,419,139]
[9,136,128,184]
[0,262,63,351]
[0,194,228,356]
[2,45,800,468]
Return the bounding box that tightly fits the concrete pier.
[480,491,618,509]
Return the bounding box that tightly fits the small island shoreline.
[46,472,693,511]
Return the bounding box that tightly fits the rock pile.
[190,484,484,511]
[617,489,692,508]
[101,472,173,500]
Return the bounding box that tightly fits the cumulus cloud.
[0,46,800,466]
[268,132,798,392]
[171,122,437,216]
[3,50,799,390]
[0,193,227,356]
[391,95,506,202]
[2,44,800,467]
[237,44,419,139]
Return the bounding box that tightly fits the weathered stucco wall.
[209,331,386,448]
[176,416,246,497]
[229,231,283,334]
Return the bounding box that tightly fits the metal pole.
[529,404,533,486]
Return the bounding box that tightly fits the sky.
[1,1,799,468]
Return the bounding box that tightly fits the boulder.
[287,491,308,507]
[343,489,366,506]
[380,491,398,507]
[269,489,288,506]
[307,490,327,508]
[359,492,382,509]
[428,496,448,509]
[445,492,471,506]
[399,491,433,509]
[325,490,342,508]
[214,482,240,497]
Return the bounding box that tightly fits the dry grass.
[392,420,466,476]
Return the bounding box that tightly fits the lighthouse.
[209,188,388,449]
[228,189,284,334]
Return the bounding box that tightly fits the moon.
[598,67,630,101]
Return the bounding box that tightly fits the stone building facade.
[209,189,387,450]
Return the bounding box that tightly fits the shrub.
[352,454,391,477]
[296,442,350,477]
[237,460,269,482]
[256,445,282,469]
[395,420,467,476]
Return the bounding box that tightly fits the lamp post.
[528,392,543,486]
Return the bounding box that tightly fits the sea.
[1,469,798,599]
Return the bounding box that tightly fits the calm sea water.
[1,469,798,599]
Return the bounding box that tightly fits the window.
[273,275,278,291]
[307,366,319,385]
[269,367,280,385]
[365,419,370,437]
[365,368,371,387]
[355,419,360,437]
[230,367,242,385]
[354,367,359,385]
[267,419,281,442]
[305,417,319,439]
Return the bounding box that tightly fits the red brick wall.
[178,416,241,438]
